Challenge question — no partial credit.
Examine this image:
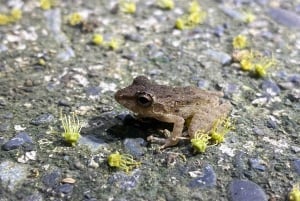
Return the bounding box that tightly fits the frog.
[114,76,232,149]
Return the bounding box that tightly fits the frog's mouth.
[114,90,135,108]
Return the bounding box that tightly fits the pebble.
[57,46,75,62]
[291,146,300,153]
[287,89,300,102]
[213,24,226,37]
[107,170,141,191]
[1,112,14,119]
[2,132,33,151]
[62,177,76,184]
[42,170,61,188]
[224,83,239,95]
[78,135,108,152]
[297,4,300,13]
[57,99,71,107]
[44,9,75,62]
[0,44,8,52]
[30,113,54,126]
[197,79,209,89]
[228,179,268,201]
[288,74,300,85]
[248,158,266,171]
[123,138,146,157]
[74,161,85,170]
[204,49,232,65]
[0,123,10,132]
[0,161,28,192]
[293,159,300,175]
[17,151,37,163]
[278,81,294,90]
[252,127,264,135]
[22,193,43,201]
[266,118,277,129]
[14,124,27,131]
[219,6,246,21]
[232,151,248,178]
[268,8,300,28]
[122,52,138,61]
[56,184,73,194]
[0,98,7,107]
[261,80,281,96]
[85,86,101,100]
[124,33,144,42]
[188,164,216,188]
[88,157,99,168]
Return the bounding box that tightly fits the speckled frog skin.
[114,76,232,148]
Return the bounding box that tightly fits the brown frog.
[114,76,232,149]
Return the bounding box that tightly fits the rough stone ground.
[0,0,300,201]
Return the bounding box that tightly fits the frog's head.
[114,76,155,114]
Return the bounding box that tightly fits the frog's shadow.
[107,114,174,140]
[80,113,173,143]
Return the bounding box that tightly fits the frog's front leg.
[150,114,185,149]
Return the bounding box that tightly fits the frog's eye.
[136,92,153,107]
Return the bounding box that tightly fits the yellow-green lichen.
[68,12,83,26]
[191,116,234,153]
[191,131,211,153]
[0,8,22,25]
[289,184,300,201]
[175,1,206,30]
[92,34,104,46]
[210,117,234,145]
[157,0,174,10]
[119,0,136,14]
[108,151,141,172]
[40,0,56,10]
[232,35,248,49]
[60,112,82,146]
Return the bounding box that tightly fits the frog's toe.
[160,139,179,149]
[147,135,166,144]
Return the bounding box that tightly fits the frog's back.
[150,84,222,105]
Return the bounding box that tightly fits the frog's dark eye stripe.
[136,92,153,107]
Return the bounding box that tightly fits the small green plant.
[60,111,82,146]
[108,151,141,172]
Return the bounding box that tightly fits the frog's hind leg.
[188,103,231,138]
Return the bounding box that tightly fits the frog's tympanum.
[114,76,232,149]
